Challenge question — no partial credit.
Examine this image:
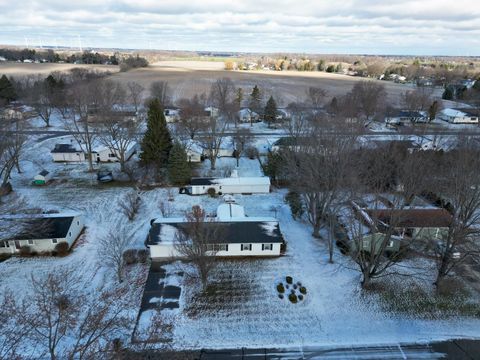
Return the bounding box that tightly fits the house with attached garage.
[51,141,137,163]
[439,108,479,124]
[0,213,85,255]
[179,173,271,195]
[384,110,428,125]
[147,202,285,259]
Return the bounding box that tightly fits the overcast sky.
[0,0,479,55]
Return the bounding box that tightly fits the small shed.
[33,170,52,185]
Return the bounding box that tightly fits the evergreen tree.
[264,96,277,126]
[140,99,172,167]
[0,75,17,103]
[442,87,453,100]
[168,142,191,185]
[249,85,262,115]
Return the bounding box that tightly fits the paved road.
[197,339,480,359]
[4,129,480,138]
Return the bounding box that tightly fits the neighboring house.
[385,110,428,125]
[183,140,203,163]
[164,108,180,123]
[204,106,219,118]
[33,170,52,185]
[51,142,137,163]
[439,108,479,124]
[91,142,137,163]
[364,208,452,241]
[351,233,402,254]
[238,108,260,123]
[0,56,6,62]
[180,174,271,195]
[147,202,285,259]
[0,213,85,255]
[51,143,86,162]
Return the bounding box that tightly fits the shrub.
[289,293,298,304]
[19,246,32,257]
[137,249,149,263]
[285,191,304,219]
[293,284,298,290]
[278,294,284,299]
[286,276,293,284]
[298,294,304,301]
[123,249,137,265]
[245,146,259,160]
[0,253,12,262]
[277,283,285,293]
[54,242,70,256]
[207,188,217,197]
[300,286,307,295]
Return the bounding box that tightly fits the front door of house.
[14,240,21,249]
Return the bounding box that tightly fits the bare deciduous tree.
[149,81,170,107]
[98,228,132,283]
[347,80,387,126]
[433,145,480,286]
[0,116,26,194]
[126,81,144,113]
[402,87,433,124]
[198,115,228,170]
[118,190,142,221]
[306,87,327,112]
[210,77,235,116]
[232,128,253,167]
[174,206,225,291]
[178,94,208,140]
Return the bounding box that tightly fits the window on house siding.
[0,241,6,248]
[69,232,72,237]
[77,221,79,226]
[262,243,273,251]
[206,244,229,252]
[52,238,58,244]
[109,153,116,158]
[28,240,34,245]
[241,243,252,251]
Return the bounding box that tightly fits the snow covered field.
[1,117,480,353]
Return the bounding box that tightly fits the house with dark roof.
[385,110,428,125]
[0,213,85,255]
[364,208,452,241]
[51,143,86,162]
[147,202,285,259]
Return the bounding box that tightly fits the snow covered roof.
[51,143,81,153]
[217,203,245,220]
[148,218,284,245]
[190,176,271,186]
[0,213,82,241]
[442,108,478,118]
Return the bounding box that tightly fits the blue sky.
[0,0,479,55]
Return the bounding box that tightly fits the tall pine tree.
[0,75,17,104]
[168,142,191,185]
[264,96,277,127]
[140,99,172,167]
[249,85,262,115]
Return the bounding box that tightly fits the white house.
[51,143,86,162]
[147,202,285,259]
[439,108,479,124]
[238,108,260,123]
[385,110,428,125]
[183,140,203,163]
[164,108,180,123]
[91,141,137,163]
[180,173,271,195]
[0,213,85,255]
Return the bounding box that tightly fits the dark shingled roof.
[51,144,80,153]
[147,220,285,246]
[365,209,453,228]
[39,170,49,176]
[190,177,215,186]
[2,216,75,241]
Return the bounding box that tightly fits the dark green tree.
[249,85,262,115]
[0,75,17,104]
[285,191,304,220]
[442,87,454,100]
[140,99,172,167]
[168,142,191,185]
[264,96,277,126]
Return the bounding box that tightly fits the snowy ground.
[2,118,480,352]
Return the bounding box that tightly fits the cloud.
[0,0,479,55]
